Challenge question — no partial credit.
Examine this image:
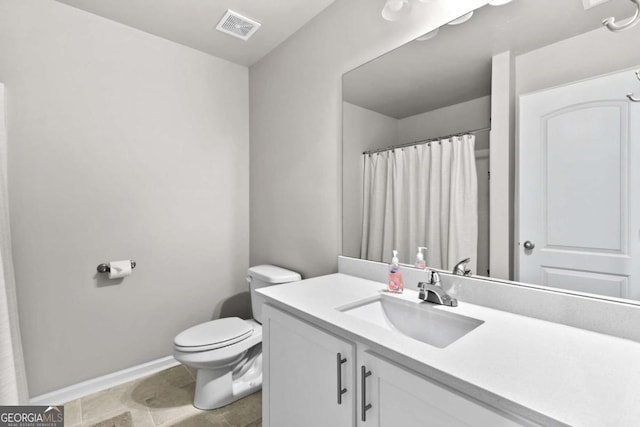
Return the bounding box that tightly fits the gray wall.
[397,96,491,150]
[250,0,490,278]
[515,26,640,96]
[0,0,249,396]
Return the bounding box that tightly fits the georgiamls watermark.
[0,406,64,427]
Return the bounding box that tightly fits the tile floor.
[63,365,262,427]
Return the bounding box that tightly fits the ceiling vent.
[216,10,261,41]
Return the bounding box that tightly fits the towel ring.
[603,0,640,32]
[627,70,640,102]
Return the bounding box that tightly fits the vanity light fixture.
[381,0,412,21]
[447,11,474,25]
[415,28,439,41]
[488,0,514,6]
[381,0,434,22]
[581,0,610,10]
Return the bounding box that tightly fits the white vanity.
[257,257,640,427]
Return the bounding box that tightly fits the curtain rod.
[362,126,491,156]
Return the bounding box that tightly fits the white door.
[518,68,640,299]
[357,348,522,426]
[262,305,355,427]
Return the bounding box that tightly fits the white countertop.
[257,273,640,427]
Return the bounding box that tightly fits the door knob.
[523,241,535,250]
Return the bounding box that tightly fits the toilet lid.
[174,317,254,352]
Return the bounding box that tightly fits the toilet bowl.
[174,265,301,410]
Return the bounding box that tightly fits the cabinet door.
[263,305,355,427]
[357,349,525,427]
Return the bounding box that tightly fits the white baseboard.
[29,355,180,405]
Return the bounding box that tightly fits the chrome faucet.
[418,270,458,307]
[452,258,472,276]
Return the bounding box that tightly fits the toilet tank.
[248,265,301,323]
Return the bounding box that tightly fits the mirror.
[342,0,640,302]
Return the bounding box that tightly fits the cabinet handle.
[361,365,372,422]
[336,353,347,404]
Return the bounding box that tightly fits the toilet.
[173,265,301,410]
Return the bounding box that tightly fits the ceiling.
[343,0,638,119]
[55,0,337,66]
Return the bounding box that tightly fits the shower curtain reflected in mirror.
[360,134,478,273]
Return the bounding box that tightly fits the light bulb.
[387,0,405,12]
[382,0,411,21]
[415,28,439,41]
[447,11,474,25]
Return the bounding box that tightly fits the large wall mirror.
[342,0,640,302]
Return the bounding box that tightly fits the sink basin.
[339,293,483,348]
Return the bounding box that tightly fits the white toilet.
[173,265,301,410]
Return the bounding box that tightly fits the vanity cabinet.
[263,304,530,427]
[262,304,356,427]
[357,349,522,426]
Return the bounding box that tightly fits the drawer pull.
[361,365,372,421]
[337,353,347,404]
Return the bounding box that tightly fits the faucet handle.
[453,258,472,276]
[419,270,441,288]
[431,271,441,286]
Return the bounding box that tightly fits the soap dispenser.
[415,247,427,269]
[388,250,404,294]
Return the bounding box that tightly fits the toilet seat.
[174,317,253,352]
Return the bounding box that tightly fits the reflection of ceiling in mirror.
[342,0,636,119]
